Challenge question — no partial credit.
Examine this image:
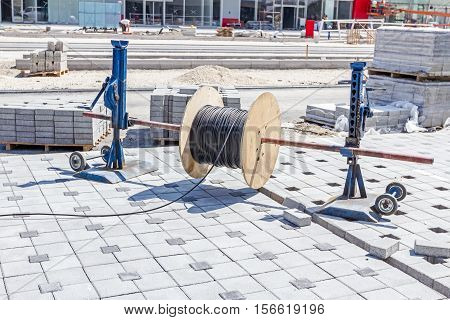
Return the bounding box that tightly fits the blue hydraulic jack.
[69,40,157,183]
[310,62,407,222]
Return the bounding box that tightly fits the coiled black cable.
[190,106,248,169]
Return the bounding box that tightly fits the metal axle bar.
[83,112,434,165]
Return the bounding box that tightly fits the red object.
[305,20,315,38]
[353,0,371,19]
[222,18,240,27]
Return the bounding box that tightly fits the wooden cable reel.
[179,86,281,189]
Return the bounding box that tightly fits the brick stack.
[368,27,450,127]
[29,41,68,74]
[149,85,241,142]
[0,101,108,148]
[305,103,413,131]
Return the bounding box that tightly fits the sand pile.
[173,65,270,86]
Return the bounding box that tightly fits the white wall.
[222,0,240,19]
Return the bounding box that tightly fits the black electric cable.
[190,106,248,169]
[0,109,243,219]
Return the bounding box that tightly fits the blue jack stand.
[69,40,157,184]
[308,62,407,222]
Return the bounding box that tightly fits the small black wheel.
[374,193,398,216]
[386,182,407,202]
[69,152,86,172]
[101,146,111,163]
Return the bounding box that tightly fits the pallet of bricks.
[27,40,68,76]
[149,85,241,145]
[368,27,450,128]
[0,100,109,152]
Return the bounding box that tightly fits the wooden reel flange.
[179,86,281,189]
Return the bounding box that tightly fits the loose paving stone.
[252,206,271,212]
[283,209,312,227]
[85,224,104,231]
[130,201,146,207]
[226,231,245,238]
[290,278,316,290]
[314,243,337,251]
[166,238,186,246]
[28,254,49,263]
[101,245,121,254]
[146,218,164,224]
[255,252,277,261]
[118,272,142,281]
[39,282,62,294]
[355,267,379,277]
[414,240,450,258]
[368,238,399,259]
[116,187,131,192]
[219,290,246,300]
[19,230,38,238]
[190,261,213,271]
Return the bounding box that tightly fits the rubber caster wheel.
[101,146,111,163]
[69,152,86,172]
[386,182,407,202]
[374,193,398,216]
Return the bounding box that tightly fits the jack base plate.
[74,160,158,184]
[306,193,382,223]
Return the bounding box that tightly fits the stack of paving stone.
[305,103,412,131]
[368,27,450,127]
[22,41,68,75]
[0,100,109,149]
[149,85,241,143]
[372,27,450,76]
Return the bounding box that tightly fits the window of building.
[241,0,256,23]
[165,0,184,25]
[307,0,323,20]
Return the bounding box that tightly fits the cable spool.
[179,86,281,189]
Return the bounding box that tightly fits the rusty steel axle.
[83,111,434,165]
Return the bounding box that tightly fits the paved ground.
[261,129,450,298]
[0,131,447,300]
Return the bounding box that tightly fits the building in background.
[1,0,448,29]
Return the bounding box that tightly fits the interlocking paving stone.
[255,252,277,261]
[219,290,246,300]
[116,187,131,192]
[130,201,146,207]
[190,261,213,271]
[252,206,271,212]
[146,218,164,224]
[74,206,90,212]
[226,231,245,238]
[118,272,142,281]
[19,230,38,238]
[85,224,104,231]
[290,278,316,290]
[166,238,186,246]
[63,191,79,196]
[355,267,379,277]
[202,213,219,219]
[28,254,49,263]
[314,243,337,251]
[3,182,18,187]
[7,196,23,201]
[101,245,121,254]
[39,282,63,294]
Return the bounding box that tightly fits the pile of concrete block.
[305,102,413,131]
[150,85,241,142]
[368,27,450,128]
[368,75,450,128]
[372,27,450,76]
[20,41,68,75]
[0,100,108,148]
